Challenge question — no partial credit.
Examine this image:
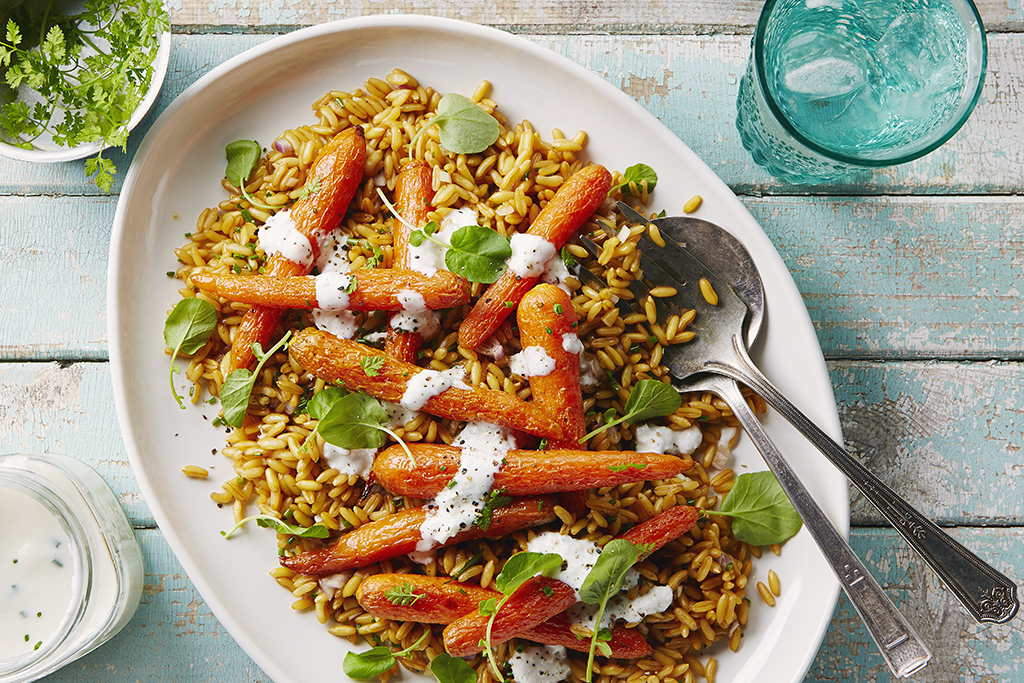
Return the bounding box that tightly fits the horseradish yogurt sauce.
[507,233,556,278]
[406,207,478,277]
[417,422,517,551]
[312,232,359,339]
[510,644,572,683]
[509,346,556,378]
[0,488,79,659]
[526,531,672,630]
[400,366,471,411]
[313,272,353,310]
[258,209,313,267]
[634,423,703,457]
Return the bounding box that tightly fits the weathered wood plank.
[3,193,1022,360]
[170,0,1024,33]
[0,33,1022,195]
[39,526,1024,682]
[1,360,1021,527]
[742,195,1024,360]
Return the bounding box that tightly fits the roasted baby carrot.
[442,576,577,657]
[189,268,468,311]
[619,505,700,558]
[289,328,567,440]
[521,615,653,659]
[459,164,612,349]
[280,498,556,577]
[517,283,586,446]
[230,126,366,370]
[387,161,436,363]
[371,443,692,498]
[356,574,652,658]
[357,574,497,623]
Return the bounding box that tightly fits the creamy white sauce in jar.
[417,422,517,551]
[509,346,556,378]
[258,209,313,267]
[0,487,79,660]
[507,233,556,279]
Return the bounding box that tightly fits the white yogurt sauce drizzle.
[509,346,556,378]
[399,366,471,411]
[314,272,353,311]
[561,333,583,355]
[417,422,517,551]
[258,209,313,267]
[0,487,79,659]
[312,232,359,338]
[507,233,557,279]
[510,644,572,683]
[526,531,671,631]
[406,207,479,277]
[540,252,573,294]
[320,445,376,479]
[634,424,703,456]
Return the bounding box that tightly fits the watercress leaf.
[716,471,802,546]
[409,230,426,247]
[316,391,390,450]
[164,298,218,408]
[220,332,291,427]
[255,516,329,538]
[343,646,397,680]
[617,164,658,197]
[308,386,348,420]
[430,653,477,683]
[164,298,218,355]
[429,93,500,155]
[220,513,328,539]
[225,139,261,187]
[622,379,681,424]
[220,368,255,427]
[494,552,563,596]
[579,539,638,606]
[478,597,498,616]
[444,224,512,284]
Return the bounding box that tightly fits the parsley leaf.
[473,488,512,531]
[360,355,386,377]
[383,581,424,606]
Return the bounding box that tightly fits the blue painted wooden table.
[2,2,1022,681]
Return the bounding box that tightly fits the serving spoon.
[617,202,1019,629]
[577,213,931,678]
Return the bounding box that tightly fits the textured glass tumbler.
[736,0,987,184]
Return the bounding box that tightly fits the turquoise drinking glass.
[735,0,987,184]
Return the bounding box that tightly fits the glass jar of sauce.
[0,453,143,682]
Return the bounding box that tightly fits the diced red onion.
[273,138,294,155]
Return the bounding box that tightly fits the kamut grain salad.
[164,68,800,683]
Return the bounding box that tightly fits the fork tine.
[575,232,674,324]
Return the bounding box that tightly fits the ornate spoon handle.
[700,374,932,678]
[710,336,1020,625]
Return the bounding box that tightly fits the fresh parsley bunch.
[0,0,169,191]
